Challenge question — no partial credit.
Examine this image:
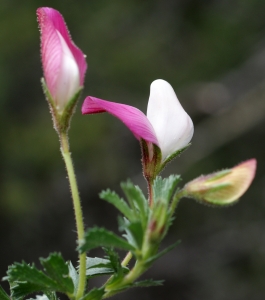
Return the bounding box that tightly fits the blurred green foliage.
[1,1,265,299]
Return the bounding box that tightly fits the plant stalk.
[60,133,86,300]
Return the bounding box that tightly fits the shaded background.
[1,0,265,299]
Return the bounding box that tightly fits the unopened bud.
[184,159,256,206]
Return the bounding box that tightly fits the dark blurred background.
[1,0,265,299]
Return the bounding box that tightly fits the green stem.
[60,133,86,300]
[121,251,133,267]
[103,260,146,299]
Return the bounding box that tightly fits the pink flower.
[82,79,193,162]
[184,159,257,205]
[37,7,87,112]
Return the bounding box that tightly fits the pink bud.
[37,7,87,112]
[184,159,257,205]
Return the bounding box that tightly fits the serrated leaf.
[44,291,57,300]
[6,254,74,299]
[119,218,143,250]
[40,253,74,294]
[100,189,135,221]
[121,181,148,227]
[6,262,58,297]
[83,256,129,278]
[145,241,181,266]
[68,262,79,294]
[81,288,105,300]
[132,279,164,287]
[103,248,121,274]
[11,282,50,300]
[0,285,9,300]
[153,175,181,205]
[79,227,136,253]
[85,257,110,269]
[86,267,114,277]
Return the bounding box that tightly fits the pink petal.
[82,97,159,145]
[37,7,87,93]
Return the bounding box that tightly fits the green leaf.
[6,261,58,299]
[11,282,50,300]
[121,181,148,227]
[27,294,50,300]
[6,254,74,299]
[103,248,122,274]
[132,279,164,287]
[86,257,110,269]
[153,175,181,205]
[0,285,9,300]
[79,227,136,253]
[85,257,114,277]
[100,189,135,221]
[86,267,114,277]
[119,218,144,250]
[145,241,181,266]
[83,256,129,278]
[81,288,104,300]
[68,261,79,294]
[44,291,57,300]
[40,253,74,294]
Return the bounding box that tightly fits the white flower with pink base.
[82,79,194,171]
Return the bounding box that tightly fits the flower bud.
[37,7,87,112]
[184,159,257,206]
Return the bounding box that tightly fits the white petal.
[146,79,194,160]
[55,31,80,111]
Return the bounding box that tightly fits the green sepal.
[40,253,74,294]
[140,140,162,179]
[132,279,164,288]
[100,189,135,221]
[121,181,148,228]
[192,182,236,206]
[145,240,181,267]
[80,288,105,300]
[0,284,9,300]
[41,78,83,134]
[206,169,231,182]
[60,87,83,133]
[153,175,181,205]
[159,144,191,173]
[79,227,136,253]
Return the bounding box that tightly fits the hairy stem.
[103,260,147,299]
[60,133,86,299]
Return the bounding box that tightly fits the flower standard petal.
[37,7,87,110]
[82,97,159,145]
[147,79,194,160]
